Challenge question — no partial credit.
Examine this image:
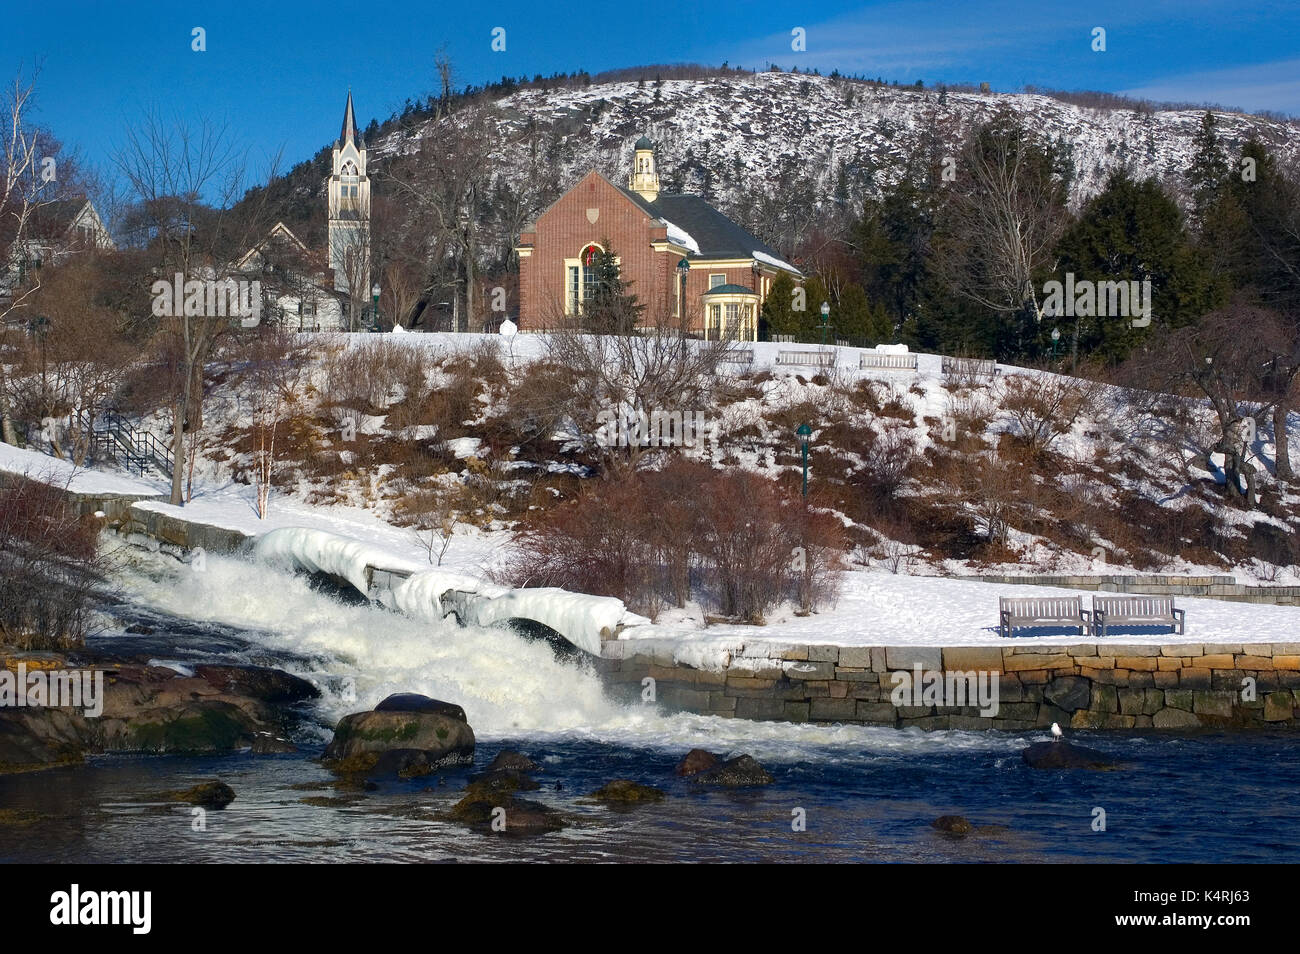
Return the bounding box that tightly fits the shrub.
[498,460,845,623]
[0,476,105,650]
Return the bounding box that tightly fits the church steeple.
[328,90,370,297]
[340,89,361,147]
[629,135,660,201]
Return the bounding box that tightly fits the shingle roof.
[615,187,791,266]
[702,283,757,296]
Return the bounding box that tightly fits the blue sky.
[3,0,1296,195]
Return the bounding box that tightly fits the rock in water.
[485,749,541,774]
[675,748,721,777]
[194,665,320,703]
[323,699,474,775]
[164,780,236,809]
[932,814,973,835]
[1021,740,1116,769]
[690,754,774,787]
[591,779,667,803]
[374,693,467,722]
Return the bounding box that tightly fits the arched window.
[566,243,604,313]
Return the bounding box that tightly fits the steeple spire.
[340,89,360,146]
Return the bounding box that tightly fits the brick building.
[514,137,800,339]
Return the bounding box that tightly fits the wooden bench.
[860,353,918,371]
[719,348,754,364]
[1091,595,1185,637]
[998,596,1091,638]
[776,350,836,368]
[941,356,997,377]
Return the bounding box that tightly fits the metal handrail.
[75,409,173,479]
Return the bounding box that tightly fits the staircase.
[78,410,174,481]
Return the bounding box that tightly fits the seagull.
[1050,722,1064,742]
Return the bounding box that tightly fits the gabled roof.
[25,198,92,239]
[235,221,311,271]
[615,187,796,271]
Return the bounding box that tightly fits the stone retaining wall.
[596,641,1300,730]
[969,574,1300,605]
[115,505,255,557]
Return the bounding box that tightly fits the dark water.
[2,555,1297,863]
[3,728,1297,863]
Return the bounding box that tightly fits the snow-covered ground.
[8,331,1300,659]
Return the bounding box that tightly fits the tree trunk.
[1274,402,1292,481]
[0,365,19,445]
[170,399,185,506]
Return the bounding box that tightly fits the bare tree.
[932,114,1069,352]
[0,68,54,444]
[543,302,734,474]
[112,109,280,504]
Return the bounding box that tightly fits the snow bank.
[0,442,161,497]
[253,526,422,596]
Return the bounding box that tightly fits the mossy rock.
[446,793,565,835]
[121,703,256,754]
[590,779,667,803]
[931,814,973,835]
[322,707,474,776]
[161,780,236,809]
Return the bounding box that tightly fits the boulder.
[689,754,774,787]
[374,693,467,722]
[194,665,319,703]
[1021,740,1116,770]
[931,814,973,835]
[447,793,565,834]
[485,749,541,773]
[674,748,721,777]
[163,780,236,809]
[250,732,297,754]
[591,779,666,803]
[323,701,474,775]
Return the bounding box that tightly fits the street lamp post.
[1050,326,1060,361]
[676,257,690,333]
[371,283,381,331]
[796,423,812,498]
[819,301,830,346]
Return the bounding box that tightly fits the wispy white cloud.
[1121,58,1300,115]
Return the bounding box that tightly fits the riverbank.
[597,639,1300,730]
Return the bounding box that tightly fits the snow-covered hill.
[374,71,1300,212]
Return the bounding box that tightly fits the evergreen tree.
[835,282,872,339]
[582,242,644,334]
[1188,111,1230,229]
[761,272,799,338]
[1054,171,1218,362]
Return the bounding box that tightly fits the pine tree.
[1188,111,1229,229]
[1055,171,1218,362]
[761,273,799,338]
[583,243,644,334]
